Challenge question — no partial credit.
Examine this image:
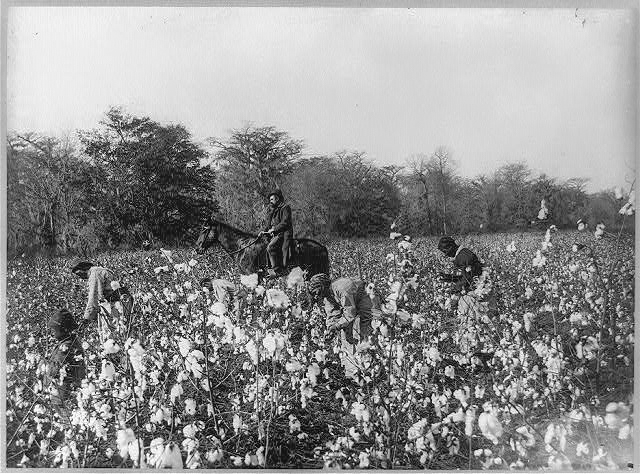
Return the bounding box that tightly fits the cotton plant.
[6,234,636,469]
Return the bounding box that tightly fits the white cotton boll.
[245,340,259,365]
[289,415,301,433]
[263,333,277,357]
[314,349,327,363]
[100,360,116,382]
[39,439,50,456]
[478,411,503,444]
[178,338,192,358]
[538,208,548,220]
[150,408,164,424]
[159,443,183,469]
[233,326,246,342]
[286,359,303,372]
[128,438,143,466]
[266,289,290,309]
[240,273,259,290]
[102,339,120,355]
[206,448,224,464]
[186,350,205,379]
[147,437,165,468]
[210,302,227,317]
[398,240,412,251]
[390,232,402,240]
[618,424,631,440]
[170,384,184,403]
[307,363,321,387]
[286,267,306,289]
[184,399,197,416]
[183,423,200,439]
[444,365,455,378]
[605,413,622,429]
[233,414,243,434]
[465,408,475,436]
[116,428,135,459]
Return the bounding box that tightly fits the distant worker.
[69,259,133,343]
[437,237,494,362]
[259,189,294,277]
[437,236,483,293]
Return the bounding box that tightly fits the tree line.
[6,107,632,256]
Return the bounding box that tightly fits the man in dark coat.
[437,236,483,292]
[260,189,293,276]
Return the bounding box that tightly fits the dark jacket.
[264,202,293,237]
[442,247,483,292]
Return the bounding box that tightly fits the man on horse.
[259,189,294,277]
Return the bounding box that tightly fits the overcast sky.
[7,7,637,192]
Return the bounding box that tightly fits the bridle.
[200,223,262,257]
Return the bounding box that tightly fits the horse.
[195,217,330,279]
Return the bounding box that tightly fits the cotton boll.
[159,443,183,469]
[184,398,197,416]
[478,411,503,444]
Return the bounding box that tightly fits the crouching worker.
[437,236,483,293]
[437,237,494,363]
[44,309,86,407]
[305,273,383,382]
[200,277,248,320]
[69,259,133,343]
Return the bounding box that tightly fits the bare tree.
[427,146,457,235]
[407,153,434,234]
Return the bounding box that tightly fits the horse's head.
[195,221,218,254]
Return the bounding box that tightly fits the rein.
[225,236,263,256]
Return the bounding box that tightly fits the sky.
[6,6,638,192]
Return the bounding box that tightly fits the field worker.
[306,273,383,382]
[69,259,133,343]
[200,277,248,320]
[259,189,294,277]
[437,236,483,293]
[43,309,86,407]
[437,237,495,358]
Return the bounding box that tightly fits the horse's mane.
[211,218,257,239]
